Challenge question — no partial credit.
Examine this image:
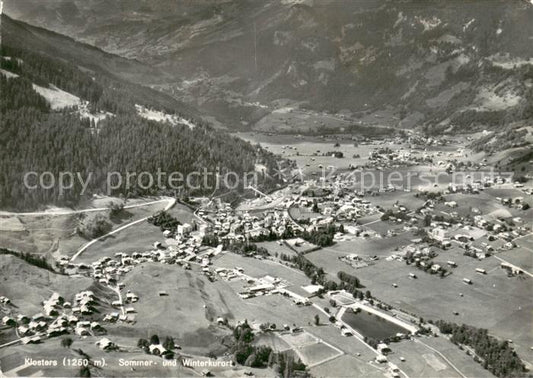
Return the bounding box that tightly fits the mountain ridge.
[3,1,533,133]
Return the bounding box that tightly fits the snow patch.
[488,54,533,69]
[463,18,475,32]
[394,11,406,28]
[273,107,294,114]
[135,105,195,129]
[416,16,441,32]
[32,84,81,110]
[0,68,19,79]
[313,59,335,71]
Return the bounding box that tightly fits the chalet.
[47,327,67,337]
[126,292,139,303]
[75,327,90,336]
[149,344,167,355]
[17,314,29,323]
[22,336,42,344]
[341,328,353,337]
[18,325,30,336]
[177,223,193,236]
[96,337,116,350]
[377,343,391,355]
[248,283,275,293]
[2,316,15,326]
[375,355,388,363]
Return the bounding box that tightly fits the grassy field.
[0,336,264,377]
[434,191,516,219]
[353,249,533,364]
[364,190,426,210]
[256,241,299,258]
[309,354,384,377]
[112,262,233,356]
[74,202,194,263]
[384,337,494,378]
[235,132,390,173]
[114,259,329,356]
[213,252,311,288]
[75,221,164,264]
[497,247,533,272]
[0,197,171,258]
[251,109,352,134]
[0,254,94,315]
[298,341,341,366]
[253,333,292,352]
[306,233,415,281]
[288,207,321,221]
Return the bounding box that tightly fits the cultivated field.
[256,241,299,258]
[212,252,310,288]
[306,233,415,281]
[75,221,164,264]
[353,250,533,363]
[309,354,384,378]
[112,262,234,356]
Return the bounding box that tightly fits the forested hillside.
[0,45,281,210]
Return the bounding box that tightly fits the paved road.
[0,198,173,217]
[493,255,533,278]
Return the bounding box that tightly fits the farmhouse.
[96,337,116,350]
[149,344,167,355]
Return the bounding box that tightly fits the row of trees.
[435,321,525,378]
[0,248,58,273]
[147,211,181,232]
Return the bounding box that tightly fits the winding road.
[70,198,176,262]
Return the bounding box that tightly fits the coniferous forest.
[0,45,281,210]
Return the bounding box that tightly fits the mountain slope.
[4,0,533,132]
[0,15,282,210]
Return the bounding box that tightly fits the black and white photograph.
[0,0,532,377]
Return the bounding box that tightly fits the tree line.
[435,320,525,378]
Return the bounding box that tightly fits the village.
[1,133,531,378]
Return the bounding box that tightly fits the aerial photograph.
[0,0,532,377]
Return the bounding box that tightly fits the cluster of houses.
[199,201,300,241]
[0,296,10,305]
[340,253,377,269]
[366,147,426,169]
[2,290,105,345]
[292,182,380,223]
